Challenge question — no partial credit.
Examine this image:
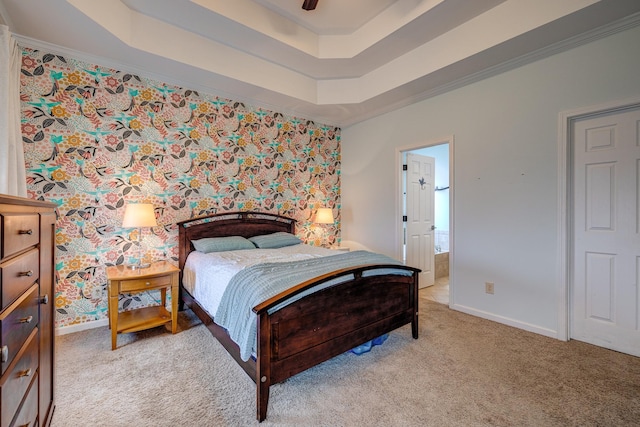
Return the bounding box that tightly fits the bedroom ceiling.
[1,0,640,126]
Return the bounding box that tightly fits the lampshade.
[314,208,334,224]
[122,203,157,228]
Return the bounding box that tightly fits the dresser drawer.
[6,371,38,427]
[1,214,39,260]
[0,249,39,311]
[119,274,173,293]
[0,327,38,427]
[1,285,39,375]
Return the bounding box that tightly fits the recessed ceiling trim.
[317,0,447,58]
[318,0,603,104]
[67,0,133,44]
[190,0,449,60]
[69,0,320,103]
[189,0,320,57]
[68,0,604,107]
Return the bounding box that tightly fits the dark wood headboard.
[177,211,296,274]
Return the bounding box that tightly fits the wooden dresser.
[0,195,56,427]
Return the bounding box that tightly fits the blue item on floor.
[350,334,389,355]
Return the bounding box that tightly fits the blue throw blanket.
[214,250,411,361]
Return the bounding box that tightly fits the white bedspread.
[182,244,338,317]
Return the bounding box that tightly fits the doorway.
[398,137,453,305]
[405,152,436,288]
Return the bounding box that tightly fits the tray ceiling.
[1,0,639,126]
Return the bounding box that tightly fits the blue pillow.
[192,236,255,253]
[249,232,301,249]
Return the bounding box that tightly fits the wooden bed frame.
[177,211,420,422]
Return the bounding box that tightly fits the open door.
[405,153,435,288]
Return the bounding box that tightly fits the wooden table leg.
[160,287,166,308]
[107,283,111,330]
[171,275,178,334]
[108,280,119,350]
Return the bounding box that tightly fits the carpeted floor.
[51,294,640,426]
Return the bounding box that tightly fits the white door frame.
[557,96,640,341]
[396,135,455,304]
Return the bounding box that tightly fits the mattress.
[182,243,338,317]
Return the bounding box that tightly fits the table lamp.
[122,203,157,269]
[314,208,334,247]
[314,207,334,225]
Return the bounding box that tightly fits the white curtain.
[0,24,27,197]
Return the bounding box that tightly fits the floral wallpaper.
[19,48,341,329]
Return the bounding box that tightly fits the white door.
[572,106,640,357]
[406,153,435,288]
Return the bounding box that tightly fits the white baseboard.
[56,304,560,340]
[450,303,560,340]
[56,318,109,336]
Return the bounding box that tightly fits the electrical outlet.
[485,282,495,294]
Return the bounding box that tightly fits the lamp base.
[126,262,151,270]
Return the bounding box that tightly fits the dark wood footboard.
[253,264,419,421]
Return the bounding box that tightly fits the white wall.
[341,25,640,337]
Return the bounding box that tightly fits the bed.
[177,211,420,422]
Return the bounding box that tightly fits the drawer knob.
[18,229,33,235]
[40,294,49,305]
[19,315,34,324]
[18,270,34,277]
[146,282,151,286]
[1,345,7,363]
[18,368,32,378]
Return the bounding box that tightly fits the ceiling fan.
[302,0,319,11]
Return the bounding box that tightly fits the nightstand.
[106,260,180,350]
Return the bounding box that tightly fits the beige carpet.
[51,295,640,426]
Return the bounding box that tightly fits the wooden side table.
[106,260,180,350]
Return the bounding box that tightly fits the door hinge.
[403,215,407,222]
[402,164,407,171]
